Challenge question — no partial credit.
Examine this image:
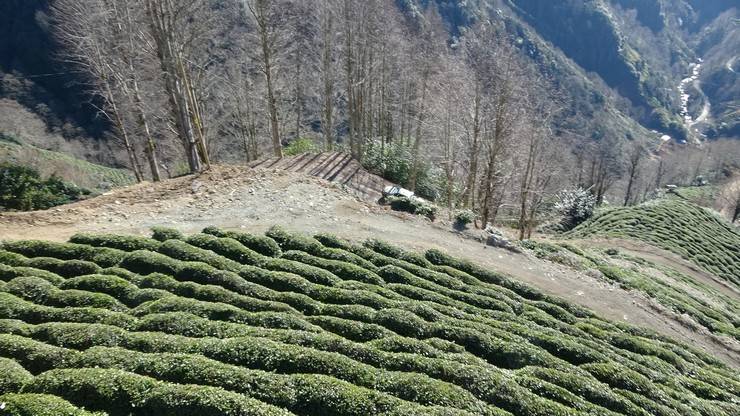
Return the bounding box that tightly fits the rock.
[486,233,510,248]
[484,226,521,253]
[191,180,204,194]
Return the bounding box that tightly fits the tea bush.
[0,393,106,416]
[0,228,737,416]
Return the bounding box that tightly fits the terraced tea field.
[566,199,740,287]
[520,240,740,356]
[1,226,739,415]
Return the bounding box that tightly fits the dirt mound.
[249,152,391,201]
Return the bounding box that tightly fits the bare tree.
[517,89,560,240]
[144,0,211,173]
[718,180,740,223]
[585,135,623,204]
[318,0,338,150]
[407,5,445,191]
[52,0,145,181]
[245,0,286,158]
[478,35,525,227]
[623,142,646,206]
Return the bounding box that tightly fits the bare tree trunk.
[104,67,143,183]
[408,74,428,191]
[320,1,335,150]
[343,0,357,158]
[623,145,644,206]
[118,1,161,181]
[518,147,536,240]
[462,88,481,209]
[133,84,161,182]
[145,0,205,173]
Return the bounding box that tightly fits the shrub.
[119,250,181,276]
[69,346,427,416]
[0,228,736,416]
[581,362,672,406]
[0,357,33,393]
[454,210,476,228]
[25,368,293,416]
[0,268,59,290]
[554,188,597,231]
[363,239,431,267]
[283,137,319,156]
[386,196,437,220]
[308,315,392,342]
[1,240,124,268]
[0,334,78,374]
[362,141,413,186]
[425,249,537,299]
[70,233,161,252]
[362,142,442,202]
[0,292,137,330]
[262,257,341,286]
[22,257,101,278]
[313,233,352,250]
[61,275,139,305]
[520,367,649,416]
[265,225,323,252]
[158,240,242,272]
[133,296,315,332]
[5,276,127,312]
[0,393,106,416]
[150,227,184,242]
[0,164,85,211]
[203,227,282,257]
[185,234,264,266]
[281,250,384,285]
[0,251,29,267]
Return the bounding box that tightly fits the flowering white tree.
[555,187,597,230]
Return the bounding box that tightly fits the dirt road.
[1,164,738,366]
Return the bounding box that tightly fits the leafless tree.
[144,0,211,173]
[516,87,561,240]
[715,180,740,223]
[245,0,286,158]
[407,5,445,192]
[623,142,646,206]
[52,0,145,181]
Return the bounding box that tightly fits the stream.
[677,59,711,142]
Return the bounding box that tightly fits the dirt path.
[1,165,738,367]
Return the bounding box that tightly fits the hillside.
[566,199,740,287]
[520,238,739,360]
[1,135,134,191]
[1,164,736,364]
[1,1,736,177]
[1,227,739,415]
[404,0,739,141]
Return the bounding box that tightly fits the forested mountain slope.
[1,0,736,173]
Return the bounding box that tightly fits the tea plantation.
[566,199,740,287]
[1,226,739,415]
[521,240,740,341]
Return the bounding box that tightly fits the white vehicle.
[382,185,415,199]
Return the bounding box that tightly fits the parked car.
[382,185,415,199]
